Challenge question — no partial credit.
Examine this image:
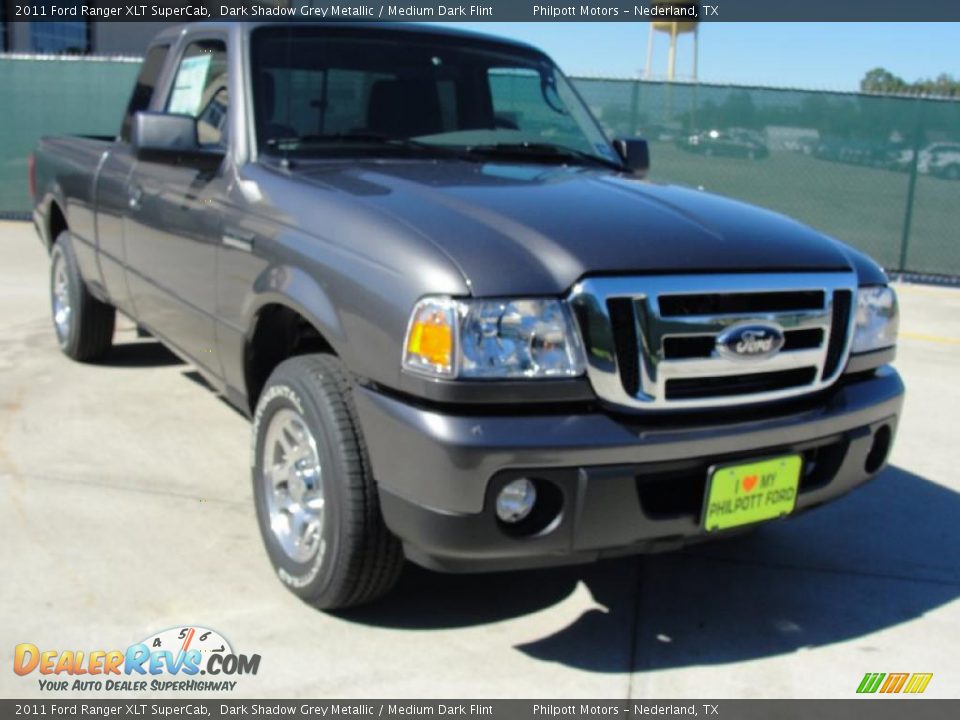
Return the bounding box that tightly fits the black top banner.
[6,0,960,23]
[3,701,960,720]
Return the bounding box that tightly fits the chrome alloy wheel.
[52,253,72,343]
[262,408,326,564]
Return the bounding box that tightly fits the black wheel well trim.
[48,199,68,252]
[243,301,339,414]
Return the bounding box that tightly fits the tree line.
[860,68,960,98]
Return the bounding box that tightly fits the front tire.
[50,232,115,362]
[252,354,403,610]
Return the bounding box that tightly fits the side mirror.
[131,112,224,170]
[613,138,650,177]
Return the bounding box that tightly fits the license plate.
[702,455,802,531]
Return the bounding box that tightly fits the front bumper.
[353,367,904,572]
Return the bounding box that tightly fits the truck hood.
[291,160,855,296]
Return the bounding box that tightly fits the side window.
[166,39,229,148]
[119,44,169,143]
[488,68,548,132]
[487,66,600,155]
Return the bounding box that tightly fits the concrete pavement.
[1,220,957,699]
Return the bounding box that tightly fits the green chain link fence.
[0,55,140,217]
[2,56,958,276]
[577,78,960,277]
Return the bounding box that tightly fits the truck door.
[123,37,229,376]
[96,43,171,319]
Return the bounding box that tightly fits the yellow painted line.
[893,283,960,298]
[901,331,960,345]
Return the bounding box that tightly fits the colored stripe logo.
[857,672,933,694]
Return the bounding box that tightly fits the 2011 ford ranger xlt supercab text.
[31,22,904,609]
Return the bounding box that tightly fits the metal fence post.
[898,101,924,274]
[629,79,639,135]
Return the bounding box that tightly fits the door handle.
[128,184,143,211]
[222,228,255,253]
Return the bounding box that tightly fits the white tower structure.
[643,1,700,81]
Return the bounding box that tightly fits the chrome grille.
[569,272,858,410]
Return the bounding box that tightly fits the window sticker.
[168,54,213,116]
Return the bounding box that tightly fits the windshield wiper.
[265,133,474,160]
[463,142,627,171]
[263,135,625,170]
[267,132,396,148]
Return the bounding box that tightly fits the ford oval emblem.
[716,323,785,360]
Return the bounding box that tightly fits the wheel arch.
[242,267,347,414]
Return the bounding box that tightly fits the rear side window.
[119,44,169,143]
[166,39,229,148]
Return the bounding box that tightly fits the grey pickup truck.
[31,22,903,609]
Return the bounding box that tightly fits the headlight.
[403,297,586,379]
[851,286,899,354]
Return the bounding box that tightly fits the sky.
[429,22,960,92]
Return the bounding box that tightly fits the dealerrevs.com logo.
[13,626,260,692]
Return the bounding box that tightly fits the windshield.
[250,26,616,164]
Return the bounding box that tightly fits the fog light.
[496,478,537,523]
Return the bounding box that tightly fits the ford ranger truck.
[31,23,904,609]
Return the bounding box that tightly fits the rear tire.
[252,354,403,610]
[50,232,115,362]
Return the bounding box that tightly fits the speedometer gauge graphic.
[138,626,233,659]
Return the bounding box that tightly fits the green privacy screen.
[0,56,140,218]
[577,78,960,277]
[1,56,958,276]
